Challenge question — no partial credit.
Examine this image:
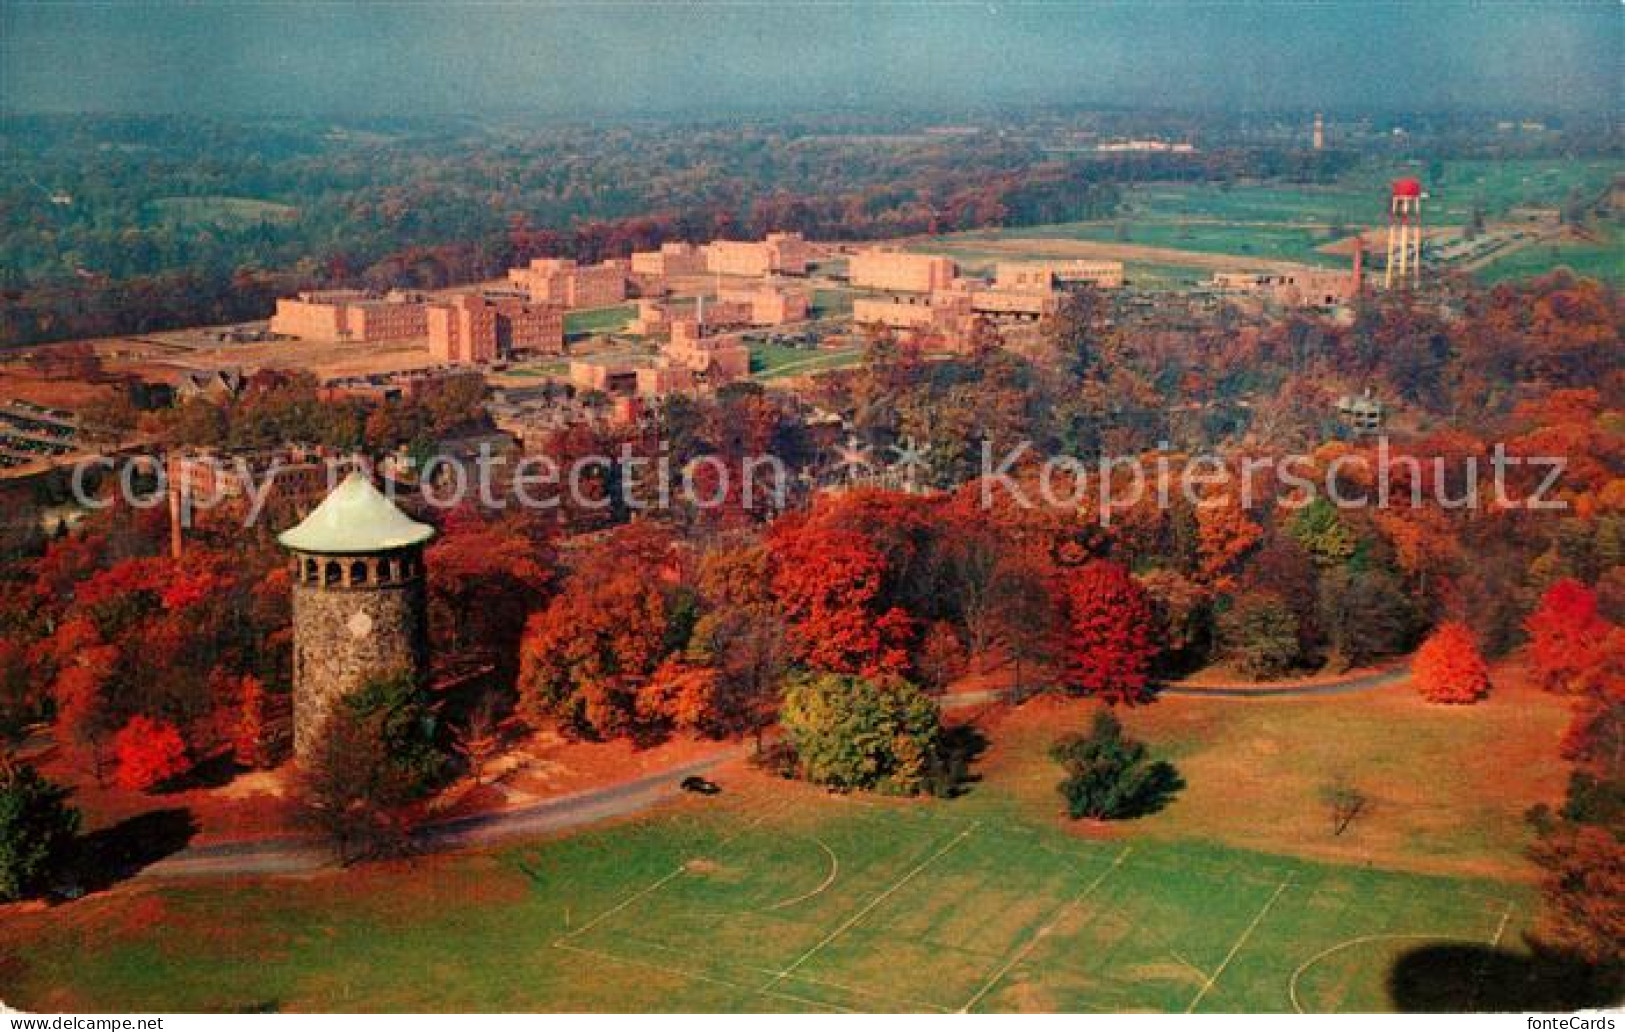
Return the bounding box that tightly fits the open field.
[0,772,1534,1014]
[919,158,1619,281]
[1475,222,1623,285]
[754,345,864,381]
[564,305,635,338]
[0,676,1581,1013]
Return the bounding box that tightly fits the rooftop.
[277,471,434,554]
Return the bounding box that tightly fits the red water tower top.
[1391,177,1423,198]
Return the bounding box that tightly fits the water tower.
[1384,178,1425,289]
[278,471,434,764]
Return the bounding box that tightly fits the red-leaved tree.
[111,716,190,792]
[1413,621,1491,704]
[1526,579,1612,693]
[1059,560,1156,703]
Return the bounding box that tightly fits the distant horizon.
[1,1,1617,119]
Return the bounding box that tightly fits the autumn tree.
[1058,560,1156,703]
[768,520,914,676]
[517,525,675,738]
[779,673,940,795]
[1413,622,1491,704]
[1526,579,1613,693]
[1218,593,1302,679]
[111,716,189,792]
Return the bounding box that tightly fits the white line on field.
[759,821,981,995]
[1185,874,1294,1013]
[958,845,1134,1013]
[1488,900,1514,947]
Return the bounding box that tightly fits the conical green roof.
[277,471,434,554]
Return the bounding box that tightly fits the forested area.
[1,114,1136,344]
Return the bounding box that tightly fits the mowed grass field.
[0,781,1525,1014]
[927,158,1621,278]
[0,679,1572,1014]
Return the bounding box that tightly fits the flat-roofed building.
[630,242,707,279]
[705,232,810,278]
[718,285,811,326]
[270,290,429,342]
[848,250,958,293]
[993,260,1124,291]
[426,294,565,365]
[664,319,751,380]
[1210,269,1354,308]
[508,258,628,308]
[569,354,694,397]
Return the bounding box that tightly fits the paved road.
[139,666,1406,879]
[1156,666,1409,699]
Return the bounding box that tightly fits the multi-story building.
[664,319,751,380]
[705,232,811,277]
[569,354,694,397]
[853,291,977,339]
[270,290,429,342]
[992,260,1124,291]
[1210,269,1355,308]
[847,250,958,293]
[426,294,565,365]
[508,259,628,308]
[717,285,811,326]
[630,242,708,279]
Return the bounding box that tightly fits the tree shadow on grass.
[925,724,989,799]
[74,807,199,893]
[1388,942,1623,1012]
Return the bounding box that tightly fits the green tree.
[0,755,80,901]
[1289,498,1358,568]
[1050,710,1183,820]
[1218,594,1303,679]
[779,673,940,795]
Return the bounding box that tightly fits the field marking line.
[555,865,688,945]
[1488,900,1515,948]
[759,821,981,995]
[555,940,852,1013]
[764,837,840,911]
[957,845,1134,1013]
[1185,873,1294,1013]
[554,802,782,945]
[553,940,753,994]
[603,932,950,1012]
[1286,932,1470,1013]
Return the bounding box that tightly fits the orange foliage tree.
[1413,622,1490,704]
[111,716,189,791]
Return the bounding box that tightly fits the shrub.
[0,756,80,901]
[1050,710,1183,820]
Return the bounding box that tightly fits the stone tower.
[278,471,434,764]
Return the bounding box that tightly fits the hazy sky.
[1,1,1618,117]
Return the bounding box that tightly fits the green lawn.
[565,305,635,338]
[4,679,1578,1014]
[0,777,1532,1013]
[754,345,864,381]
[1475,223,1623,285]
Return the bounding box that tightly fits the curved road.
[141,665,1407,880]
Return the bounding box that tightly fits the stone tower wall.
[289,547,428,764]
